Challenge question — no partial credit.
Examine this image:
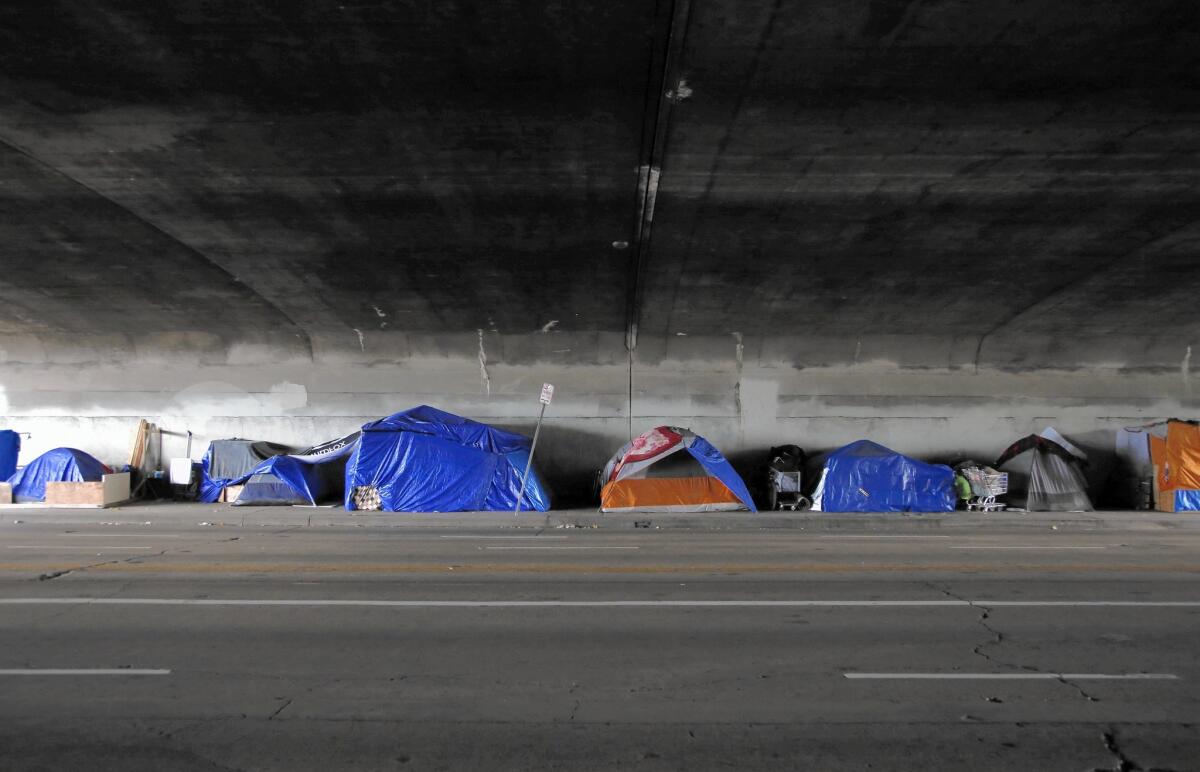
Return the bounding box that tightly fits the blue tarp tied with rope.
[811,440,955,512]
[345,405,551,512]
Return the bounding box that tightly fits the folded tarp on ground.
[6,447,110,503]
[810,440,955,512]
[198,439,291,503]
[344,406,551,512]
[232,432,360,506]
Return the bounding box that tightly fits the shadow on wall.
[492,422,618,509]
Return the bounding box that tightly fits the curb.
[1,503,1197,532]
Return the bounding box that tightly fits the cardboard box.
[0,482,11,505]
[44,472,130,508]
[221,484,244,504]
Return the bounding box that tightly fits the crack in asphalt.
[1096,730,1142,771]
[38,549,171,582]
[31,525,260,583]
[928,583,1101,701]
[268,698,293,721]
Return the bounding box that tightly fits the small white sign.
[540,383,555,405]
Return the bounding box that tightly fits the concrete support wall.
[1,331,1195,506]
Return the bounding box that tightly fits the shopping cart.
[962,468,1008,512]
[767,468,809,511]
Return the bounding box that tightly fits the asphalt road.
[0,509,1197,771]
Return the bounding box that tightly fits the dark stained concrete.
[0,1,1197,496]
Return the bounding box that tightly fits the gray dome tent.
[995,429,1092,512]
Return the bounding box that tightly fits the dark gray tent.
[995,431,1093,512]
[199,439,291,502]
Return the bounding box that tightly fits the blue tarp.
[0,430,19,481]
[232,433,360,506]
[198,439,291,503]
[813,440,954,512]
[345,405,551,512]
[1175,490,1200,512]
[685,435,758,512]
[6,447,108,503]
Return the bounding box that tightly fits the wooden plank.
[128,419,148,469]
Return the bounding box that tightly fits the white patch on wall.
[267,382,309,412]
[1183,345,1192,396]
[738,377,780,439]
[168,381,308,417]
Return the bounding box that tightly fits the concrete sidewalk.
[0,501,1196,532]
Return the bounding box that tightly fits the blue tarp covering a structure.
[232,433,360,506]
[344,405,551,512]
[0,430,19,481]
[198,439,291,503]
[811,440,954,512]
[6,447,109,503]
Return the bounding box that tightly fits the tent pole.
[514,402,547,516]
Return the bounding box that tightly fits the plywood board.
[45,473,130,508]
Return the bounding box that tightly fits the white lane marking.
[440,535,567,540]
[818,535,951,539]
[844,673,1178,680]
[0,599,1196,608]
[7,546,154,550]
[950,546,1110,550]
[482,546,640,551]
[0,669,170,676]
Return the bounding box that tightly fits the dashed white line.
[844,673,1178,680]
[0,669,170,676]
[817,535,951,539]
[7,546,154,550]
[440,535,567,540]
[482,546,640,551]
[949,546,1110,550]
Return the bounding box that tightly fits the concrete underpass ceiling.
[0,0,1197,367]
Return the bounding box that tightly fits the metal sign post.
[515,383,554,515]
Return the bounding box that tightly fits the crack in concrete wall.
[478,329,491,397]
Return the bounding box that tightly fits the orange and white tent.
[599,426,756,513]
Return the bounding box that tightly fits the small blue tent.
[7,448,109,503]
[810,440,954,512]
[231,432,360,506]
[198,439,291,503]
[0,430,20,480]
[344,406,551,512]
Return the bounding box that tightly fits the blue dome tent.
[7,447,110,503]
[231,432,360,506]
[810,440,954,512]
[344,406,551,512]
